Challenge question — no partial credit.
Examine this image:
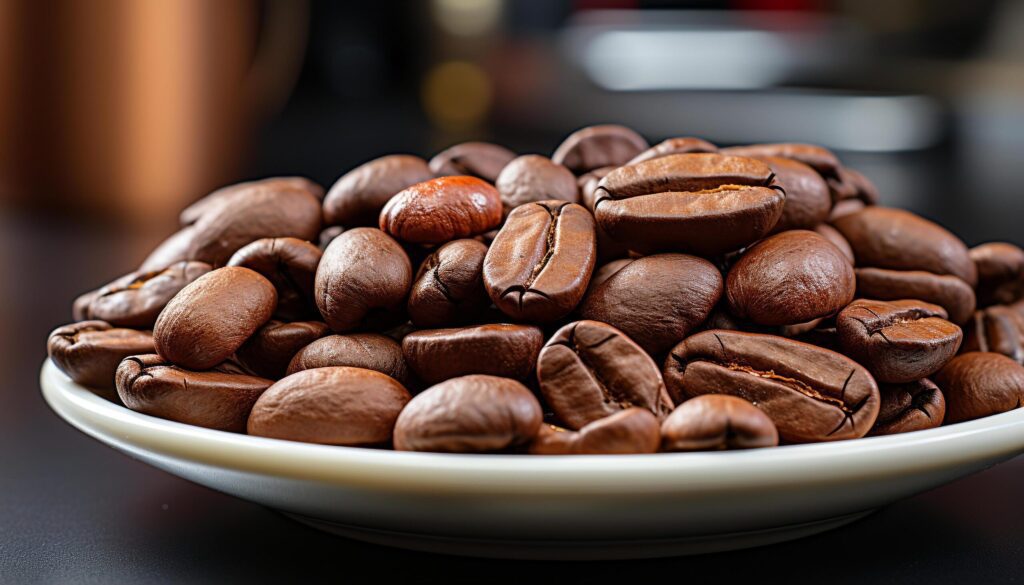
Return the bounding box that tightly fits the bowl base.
[282,509,876,560]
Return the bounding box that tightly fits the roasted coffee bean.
[664,330,880,443]
[934,352,1024,424]
[116,354,272,432]
[580,253,722,356]
[248,367,411,445]
[180,176,324,226]
[726,230,855,326]
[661,394,779,451]
[407,239,490,328]
[85,261,212,328]
[483,201,596,322]
[529,408,660,455]
[495,154,578,212]
[869,379,945,436]
[626,137,718,165]
[379,176,502,245]
[593,153,785,256]
[393,375,541,453]
[552,125,648,175]
[855,267,976,325]
[578,166,615,211]
[322,155,434,227]
[72,289,99,321]
[587,258,634,293]
[154,267,277,370]
[286,333,409,384]
[429,142,516,183]
[138,225,196,273]
[828,166,879,205]
[962,305,1024,364]
[235,320,330,379]
[48,321,154,389]
[827,198,866,222]
[577,166,632,262]
[318,226,345,251]
[814,223,855,264]
[537,320,673,430]
[837,299,962,383]
[402,324,543,385]
[314,228,412,332]
[970,242,1024,307]
[227,237,322,321]
[760,157,831,232]
[721,143,842,180]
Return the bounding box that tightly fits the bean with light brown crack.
[403,324,543,385]
[552,124,648,175]
[970,242,1024,307]
[180,176,324,226]
[428,142,516,183]
[379,176,502,245]
[934,352,1024,424]
[227,237,322,321]
[962,305,1024,364]
[85,261,213,328]
[661,395,779,451]
[48,321,155,389]
[868,379,945,436]
[529,409,660,455]
[407,239,490,328]
[286,333,409,384]
[626,137,718,165]
[235,320,330,379]
[322,155,434,227]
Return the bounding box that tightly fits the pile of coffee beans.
[48,125,1024,454]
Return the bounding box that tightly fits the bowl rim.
[41,359,1024,495]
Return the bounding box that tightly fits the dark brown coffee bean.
[529,408,660,455]
[577,166,633,263]
[962,305,1024,364]
[138,226,196,272]
[855,267,976,325]
[814,223,855,264]
[235,320,329,379]
[322,155,434,227]
[318,226,345,251]
[393,375,541,453]
[726,230,855,326]
[837,299,962,383]
[180,176,324,226]
[869,379,945,436]
[970,242,1024,307]
[626,137,718,165]
[227,237,322,321]
[402,324,543,385]
[379,176,502,245]
[286,333,409,384]
[154,267,277,370]
[664,330,880,443]
[827,198,866,222]
[934,352,1024,423]
[587,258,634,293]
[86,261,213,328]
[48,321,154,389]
[72,289,99,321]
[484,201,596,322]
[314,228,412,332]
[580,254,722,356]
[407,239,490,328]
[661,394,779,451]
[552,125,648,175]
[828,166,879,205]
[495,154,578,211]
[721,143,842,180]
[760,157,831,232]
[116,354,272,432]
[429,142,516,183]
[578,166,615,211]
[537,320,673,429]
[248,367,411,445]
[593,153,785,256]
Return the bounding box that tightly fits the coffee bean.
[180,176,324,226]
[721,143,842,180]
[393,375,541,453]
[379,176,502,245]
[586,258,633,293]
[760,157,831,232]
[661,394,779,451]
[248,367,411,445]
[48,321,154,389]
[827,166,879,205]
[154,267,277,370]
[664,330,880,442]
[402,324,543,385]
[577,166,633,263]
[578,166,615,211]
[813,223,855,264]
[429,142,516,183]
[970,242,1024,307]
[495,154,578,212]
[869,379,945,436]
[138,225,197,273]
[529,408,660,455]
[593,153,785,256]
[827,198,866,223]
[537,320,673,430]
[626,137,718,165]
[116,354,272,432]
[317,226,345,251]
[837,299,962,383]
[235,320,330,379]
[227,237,322,321]
[934,352,1024,423]
[322,155,434,227]
[314,228,411,332]
[962,305,1024,364]
[72,289,99,321]
[484,201,596,322]
[552,124,648,175]
[855,267,976,325]
[407,239,490,328]
[726,230,855,326]
[286,333,409,384]
[83,261,212,328]
[580,253,722,356]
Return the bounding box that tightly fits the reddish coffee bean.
[402,324,543,385]
[429,142,516,183]
[868,379,945,436]
[379,176,502,245]
[529,409,661,455]
[227,237,322,321]
[86,261,212,328]
[286,333,409,384]
[661,395,779,451]
[48,321,155,389]
[934,352,1024,424]
[552,124,648,175]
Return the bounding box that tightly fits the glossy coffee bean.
[495,154,578,211]
[314,228,412,332]
[85,261,212,328]
[529,408,661,455]
[537,320,673,429]
[379,176,502,245]
[407,239,490,327]
[855,267,976,325]
[235,320,330,379]
[578,166,632,263]
[868,379,945,436]
[664,330,880,443]
[393,375,542,453]
[227,237,322,321]
[116,354,272,432]
[429,142,516,183]
[593,153,785,256]
[970,242,1024,307]
[578,166,615,211]
[72,289,99,321]
[285,333,409,384]
[721,143,842,180]
[726,230,855,326]
[322,155,434,227]
[813,223,855,264]
[483,201,596,322]
[661,395,779,451]
[248,367,411,445]
[580,253,722,356]
[138,225,196,272]
[837,299,962,383]
[962,305,1024,364]
[934,352,1024,424]
[48,321,154,389]
[402,324,543,385]
[154,267,277,370]
[551,124,648,175]
[586,258,634,293]
[760,157,831,232]
[180,176,323,226]
[626,136,718,165]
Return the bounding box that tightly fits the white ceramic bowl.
[41,359,1024,560]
